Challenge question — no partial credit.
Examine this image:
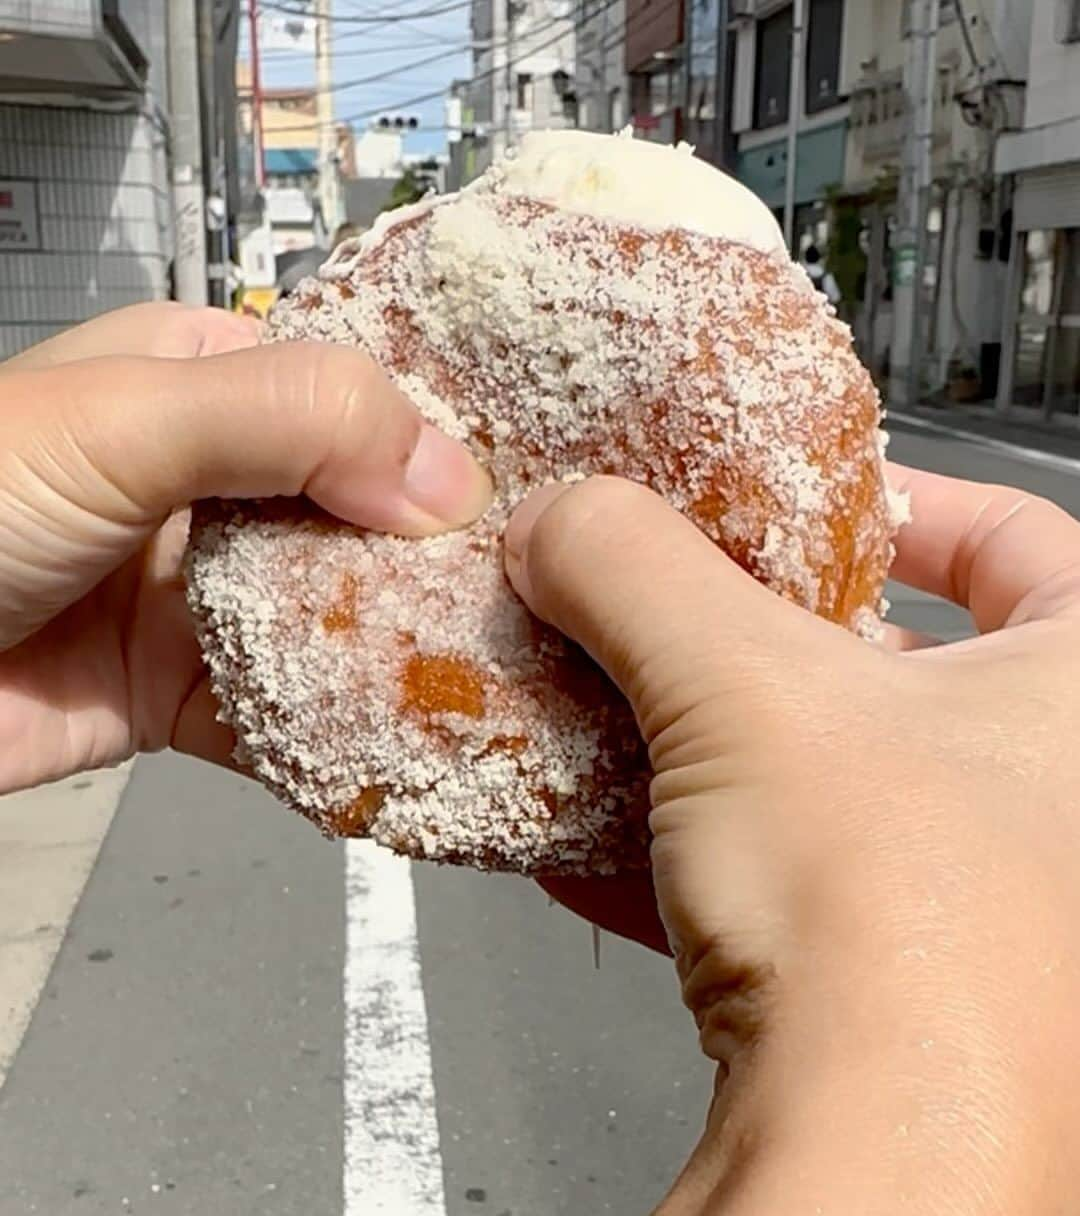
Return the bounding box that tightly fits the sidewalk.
[0,765,131,1088]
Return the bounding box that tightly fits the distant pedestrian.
[801,243,842,306]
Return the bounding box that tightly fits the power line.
[262,45,459,62]
[262,0,683,135]
[260,0,473,22]
[332,48,473,89]
[263,3,586,130]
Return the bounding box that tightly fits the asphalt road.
[1,421,1078,1216]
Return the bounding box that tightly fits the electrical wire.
[261,0,689,138]
[259,0,473,23]
[263,0,672,134]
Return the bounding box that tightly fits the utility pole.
[248,0,265,188]
[197,0,227,307]
[315,0,339,241]
[781,0,805,253]
[682,0,694,144]
[503,0,516,153]
[167,0,208,305]
[598,0,610,131]
[890,0,940,409]
[713,0,736,170]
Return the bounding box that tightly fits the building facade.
[235,69,354,262]
[574,0,626,133]
[995,0,1080,419]
[715,0,1030,398]
[449,0,577,186]
[728,0,848,252]
[0,0,172,357]
[625,0,684,142]
[842,0,1028,394]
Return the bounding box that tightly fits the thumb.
[9,341,492,538]
[503,476,808,749]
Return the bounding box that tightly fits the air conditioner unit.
[0,0,148,93]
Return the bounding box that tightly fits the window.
[1013,229,1080,415]
[753,3,792,129]
[630,70,651,118]
[805,0,843,115]
[516,73,533,110]
[1055,0,1080,44]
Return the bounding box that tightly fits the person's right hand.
[505,470,1080,1215]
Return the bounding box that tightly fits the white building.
[467,0,577,174]
[726,0,1029,398]
[574,0,626,133]
[0,1,172,357]
[842,0,1028,394]
[354,121,412,179]
[995,0,1080,418]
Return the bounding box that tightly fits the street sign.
[0,178,41,252]
[893,243,917,287]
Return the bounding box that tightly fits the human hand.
[0,302,491,791]
[505,471,1080,1214]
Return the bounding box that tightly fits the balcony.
[848,60,954,164]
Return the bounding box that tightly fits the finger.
[172,672,242,771]
[504,477,818,745]
[879,621,941,652]
[537,874,671,956]
[887,463,1080,631]
[10,342,492,539]
[4,301,259,369]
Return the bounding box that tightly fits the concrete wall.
[842,4,990,194]
[0,101,171,358]
[1025,0,1080,129]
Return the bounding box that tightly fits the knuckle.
[288,343,415,469]
[532,476,657,561]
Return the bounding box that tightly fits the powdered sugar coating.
[187,172,894,875]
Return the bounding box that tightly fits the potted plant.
[947,357,982,403]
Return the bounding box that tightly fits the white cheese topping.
[486,128,786,254]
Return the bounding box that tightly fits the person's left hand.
[0,302,492,792]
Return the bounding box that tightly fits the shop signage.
[0,179,41,252]
[893,243,917,287]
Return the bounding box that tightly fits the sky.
[250,1,473,158]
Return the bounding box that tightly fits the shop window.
[1013,229,1080,414]
[754,4,792,129]
[1020,229,1056,317]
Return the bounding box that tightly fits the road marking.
[889,411,1080,476]
[0,763,132,1089]
[345,840,447,1215]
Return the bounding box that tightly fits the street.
[1,417,1078,1215]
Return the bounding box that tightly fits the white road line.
[889,411,1080,477]
[345,840,448,1216]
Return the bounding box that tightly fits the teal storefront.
[735,121,847,229]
